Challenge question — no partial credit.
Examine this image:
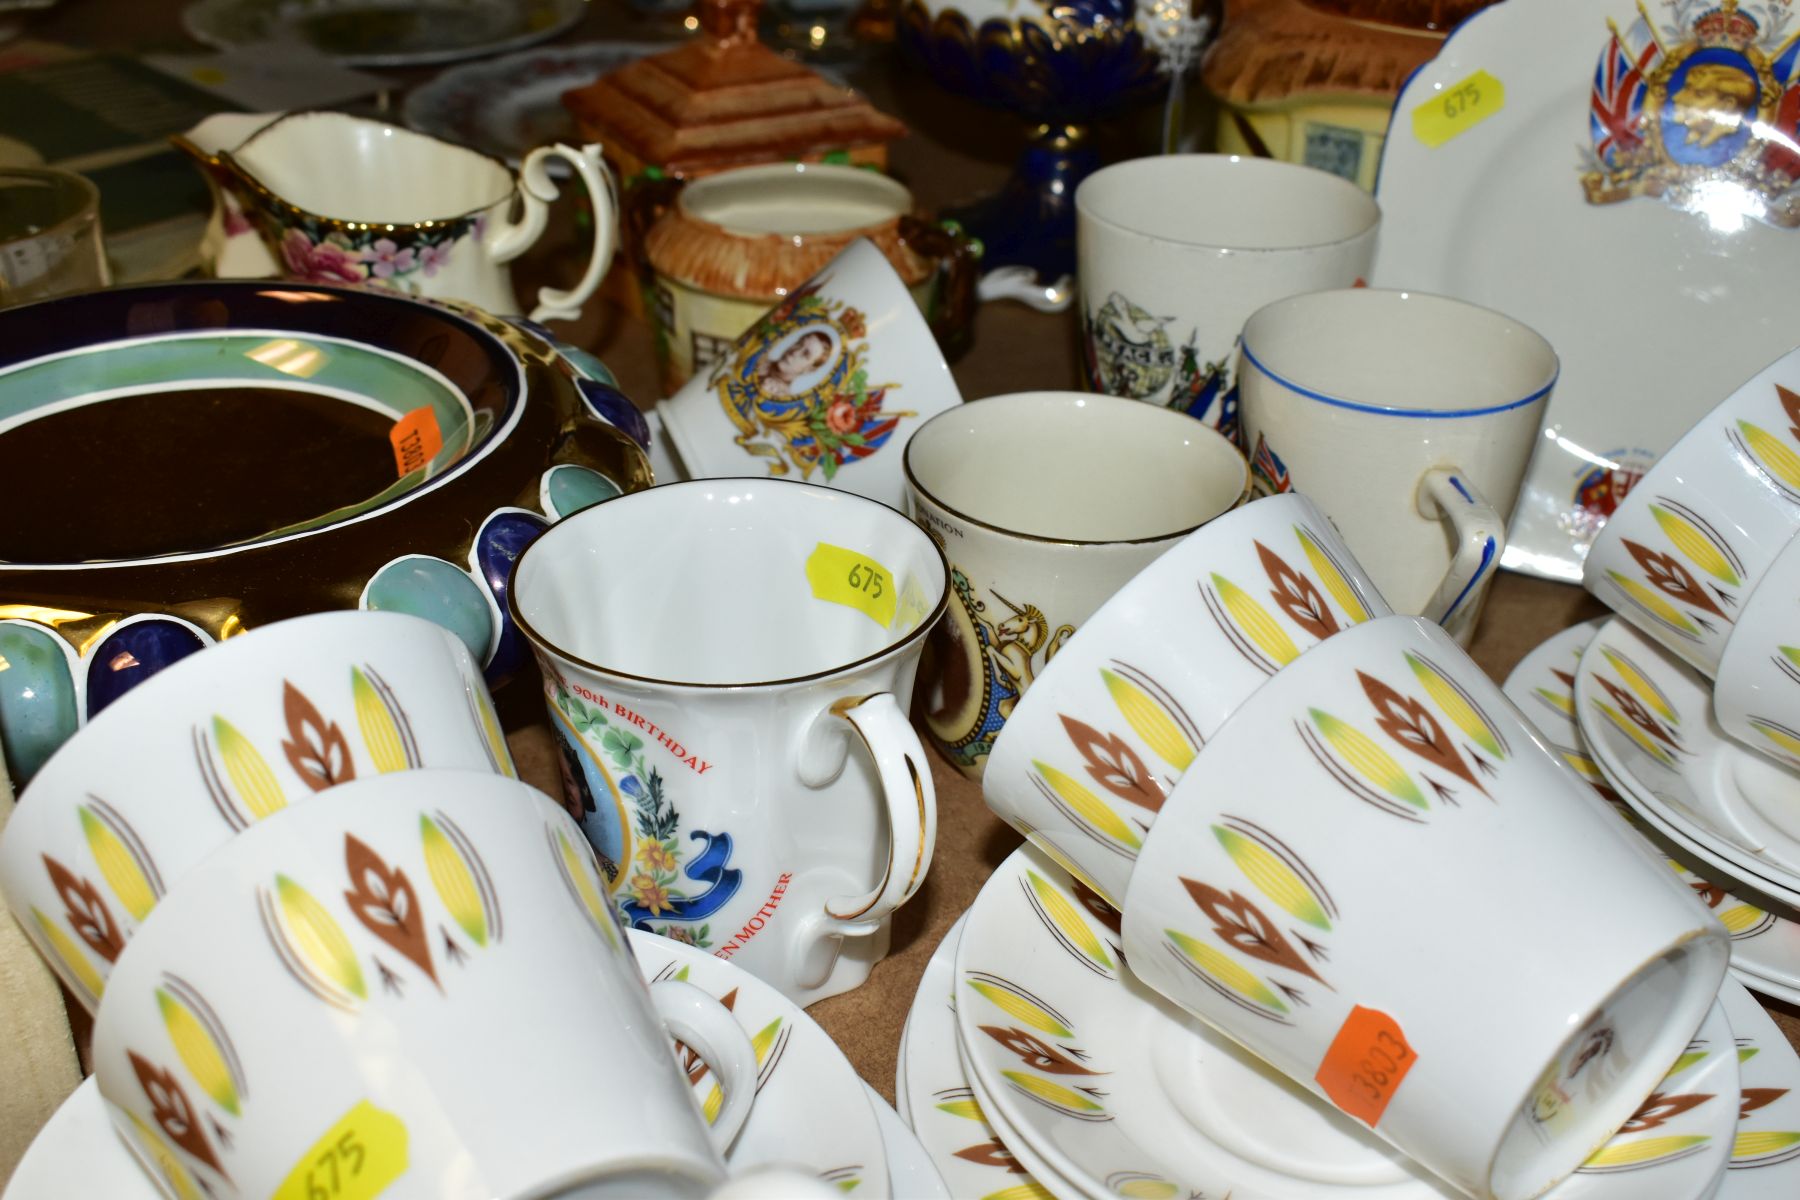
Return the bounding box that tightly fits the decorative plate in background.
[183,0,588,67]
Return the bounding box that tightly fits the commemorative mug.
[0,610,512,1012]
[1120,615,1728,1200]
[510,478,949,1005]
[654,238,966,511]
[902,390,1249,781]
[89,772,774,1200]
[1239,288,1557,645]
[637,162,979,394]
[1585,345,1800,677]
[1074,154,1380,437]
[174,110,617,322]
[1714,528,1800,771]
[983,492,1390,906]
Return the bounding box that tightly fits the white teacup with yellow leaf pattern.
[1584,345,1800,677]
[89,772,782,1200]
[0,610,513,1013]
[982,492,1389,908]
[1119,615,1729,1200]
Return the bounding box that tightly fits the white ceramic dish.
[1,1078,157,1200]
[865,1082,952,1199]
[403,42,674,168]
[900,912,1060,1200]
[954,845,1740,1200]
[1715,979,1800,1198]
[1372,0,1800,583]
[631,931,892,1197]
[1574,618,1800,905]
[3,933,891,1198]
[182,0,587,67]
[1504,619,1800,1004]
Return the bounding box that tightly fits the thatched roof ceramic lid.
[1203,0,1498,105]
[563,0,906,178]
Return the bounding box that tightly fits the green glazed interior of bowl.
[0,333,483,563]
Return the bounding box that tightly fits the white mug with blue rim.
[1237,288,1557,644]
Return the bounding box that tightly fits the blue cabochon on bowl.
[85,620,209,719]
[476,509,551,684]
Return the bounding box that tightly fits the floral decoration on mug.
[548,678,742,949]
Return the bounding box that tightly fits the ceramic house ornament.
[561,0,906,183]
[1204,0,1498,189]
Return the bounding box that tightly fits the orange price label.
[1315,1005,1418,1127]
[389,406,443,479]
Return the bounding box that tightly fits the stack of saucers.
[896,491,1800,1200]
[0,610,933,1199]
[1553,344,1800,1013]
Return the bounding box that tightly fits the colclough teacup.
[174,111,616,322]
[1121,614,1728,1200]
[1584,345,1800,677]
[89,772,785,1200]
[638,162,979,394]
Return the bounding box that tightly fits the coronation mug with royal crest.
[654,238,966,510]
[903,392,1249,781]
[1074,154,1380,441]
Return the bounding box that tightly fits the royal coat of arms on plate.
[1583,0,1800,227]
[713,276,915,481]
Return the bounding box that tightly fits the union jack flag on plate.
[1590,14,1660,166]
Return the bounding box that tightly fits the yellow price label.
[274,1101,408,1200]
[806,542,897,628]
[895,574,931,633]
[1411,70,1504,148]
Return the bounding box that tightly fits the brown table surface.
[19,0,1800,1117]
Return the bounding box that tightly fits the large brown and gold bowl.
[0,282,651,787]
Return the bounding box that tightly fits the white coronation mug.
[903,391,1250,781]
[1238,288,1557,644]
[653,238,966,511]
[511,477,949,1005]
[1075,153,1380,438]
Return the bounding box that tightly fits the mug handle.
[814,693,937,924]
[1416,467,1505,638]
[507,143,618,324]
[897,215,980,357]
[974,263,1075,313]
[648,979,759,1155]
